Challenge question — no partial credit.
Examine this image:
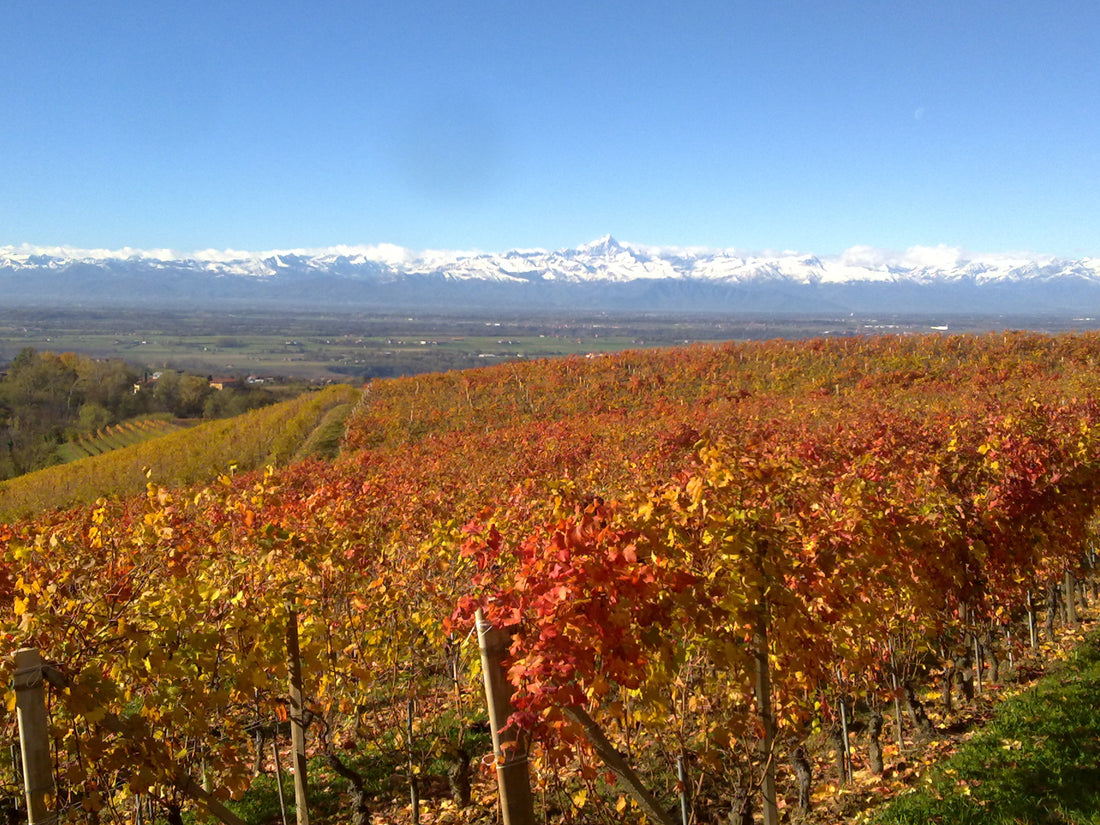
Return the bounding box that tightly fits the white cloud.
[900,244,968,270]
[182,244,420,266]
[832,244,971,271]
[836,245,892,269]
[189,248,258,262]
[0,243,187,262]
[321,244,415,266]
[631,241,727,259]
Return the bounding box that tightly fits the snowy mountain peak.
[2,238,1099,313]
[575,234,624,256]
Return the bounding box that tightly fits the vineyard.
[0,385,359,522]
[4,332,1100,824]
[55,418,190,464]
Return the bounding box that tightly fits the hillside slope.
[0,384,359,521]
[4,334,1100,825]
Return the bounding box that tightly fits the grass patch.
[293,402,354,460]
[875,633,1100,824]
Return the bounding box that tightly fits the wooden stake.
[973,634,983,696]
[407,698,420,825]
[273,736,288,825]
[450,639,464,747]
[837,691,852,783]
[13,649,54,825]
[888,639,904,758]
[1090,548,1099,601]
[1027,590,1038,649]
[676,754,690,825]
[753,607,778,825]
[475,610,536,825]
[1065,570,1079,627]
[286,608,310,825]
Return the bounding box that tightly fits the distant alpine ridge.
[3,236,1100,315]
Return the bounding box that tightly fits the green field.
[3,307,1087,382]
[0,308,792,380]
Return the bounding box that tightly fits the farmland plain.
[2,307,1096,382]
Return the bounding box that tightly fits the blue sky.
[2,1,1098,256]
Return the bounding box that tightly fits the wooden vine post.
[406,698,421,825]
[272,737,289,825]
[888,639,905,757]
[973,634,984,696]
[1026,590,1038,649]
[286,606,310,825]
[13,648,54,825]
[475,610,536,825]
[835,671,852,784]
[1065,570,1079,627]
[753,606,779,825]
[676,755,690,825]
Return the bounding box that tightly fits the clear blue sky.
[2,1,1098,256]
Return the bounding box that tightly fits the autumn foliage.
[4,332,1100,822]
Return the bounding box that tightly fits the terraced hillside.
[55,417,190,463]
[0,384,359,521]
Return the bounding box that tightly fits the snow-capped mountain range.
[3,236,1099,314]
